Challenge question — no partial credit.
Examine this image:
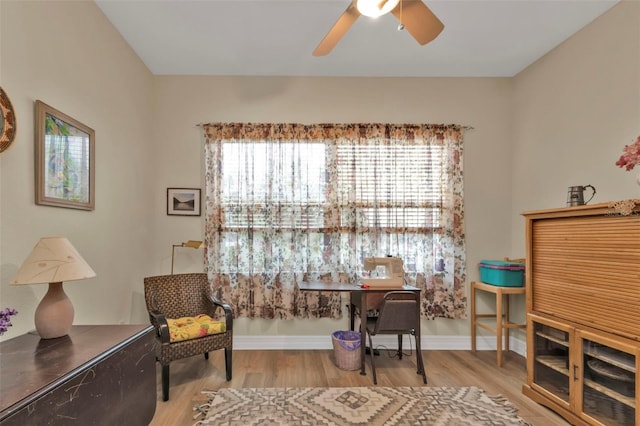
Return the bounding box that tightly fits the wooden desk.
[470,281,526,367]
[298,281,421,376]
[0,324,156,425]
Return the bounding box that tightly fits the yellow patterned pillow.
[167,314,226,343]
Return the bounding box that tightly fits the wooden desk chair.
[470,257,526,367]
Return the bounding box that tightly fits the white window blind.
[335,144,444,230]
[220,141,445,232]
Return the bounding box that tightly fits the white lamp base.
[34,282,74,339]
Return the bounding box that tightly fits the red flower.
[616,135,640,172]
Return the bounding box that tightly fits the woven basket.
[331,330,361,371]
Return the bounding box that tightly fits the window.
[203,123,467,320]
[221,142,326,229]
[335,144,444,231]
[219,142,445,232]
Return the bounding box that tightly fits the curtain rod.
[196,123,474,130]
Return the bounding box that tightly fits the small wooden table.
[470,281,526,367]
[0,324,156,425]
[298,281,421,376]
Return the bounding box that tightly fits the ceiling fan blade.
[313,3,360,56]
[391,0,444,45]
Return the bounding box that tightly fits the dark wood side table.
[0,324,156,425]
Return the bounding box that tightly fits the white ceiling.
[96,0,619,78]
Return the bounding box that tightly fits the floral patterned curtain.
[202,123,467,320]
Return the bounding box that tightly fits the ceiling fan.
[313,0,444,56]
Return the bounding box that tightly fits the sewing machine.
[360,257,405,288]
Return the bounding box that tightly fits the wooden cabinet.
[0,325,156,425]
[522,201,640,426]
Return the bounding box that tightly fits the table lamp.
[171,240,204,274]
[9,237,96,339]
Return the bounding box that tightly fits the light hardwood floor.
[149,349,569,425]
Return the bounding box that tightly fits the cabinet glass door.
[531,317,571,404]
[578,331,636,426]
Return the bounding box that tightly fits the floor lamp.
[171,240,204,274]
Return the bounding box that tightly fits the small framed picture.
[167,188,201,216]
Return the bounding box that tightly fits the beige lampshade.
[9,237,96,339]
[10,237,96,285]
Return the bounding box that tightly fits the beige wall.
[151,76,514,339]
[0,0,155,338]
[1,1,637,347]
[512,0,640,245]
[505,0,640,340]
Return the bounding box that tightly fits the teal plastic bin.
[478,260,524,287]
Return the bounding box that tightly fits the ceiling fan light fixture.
[356,0,400,18]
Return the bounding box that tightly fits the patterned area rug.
[192,386,532,425]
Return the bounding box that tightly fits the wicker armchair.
[143,273,233,401]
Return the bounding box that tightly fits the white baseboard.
[233,334,527,358]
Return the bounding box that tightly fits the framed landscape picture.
[167,188,201,216]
